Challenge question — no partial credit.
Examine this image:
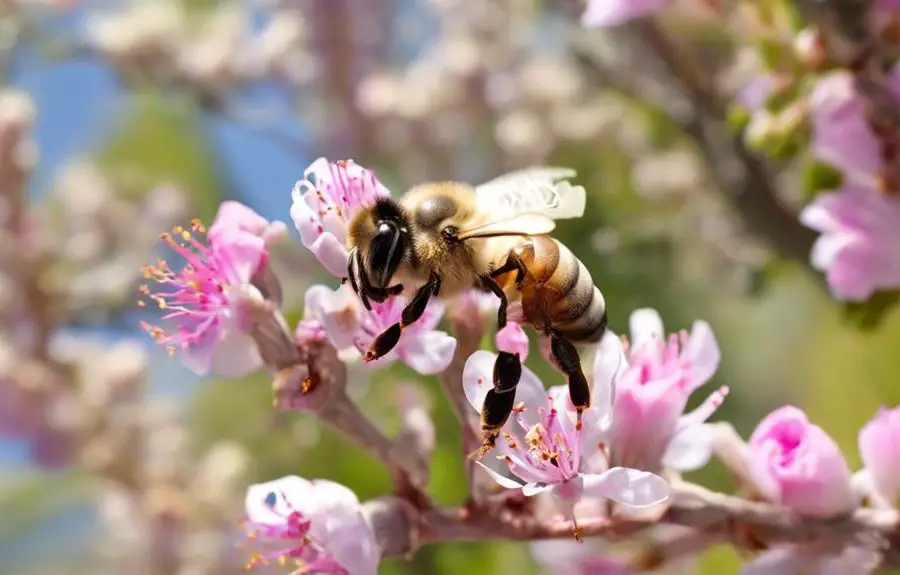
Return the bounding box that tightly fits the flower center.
[139,220,232,355]
[625,331,692,387]
[243,491,347,574]
[507,400,584,482]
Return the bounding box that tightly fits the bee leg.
[489,251,527,285]
[364,277,441,361]
[548,331,591,428]
[478,275,509,329]
[470,387,517,461]
[467,340,523,461]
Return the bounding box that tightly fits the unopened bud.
[793,27,828,70]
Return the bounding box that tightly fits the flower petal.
[475,460,526,489]
[398,330,457,374]
[309,233,351,278]
[462,351,547,424]
[245,475,313,524]
[591,329,627,417]
[628,308,665,349]
[496,321,529,361]
[580,468,671,508]
[215,233,266,285]
[662,423,714,472]
[684,320,720,387]
[581,0,668,27]
[463,351,496,414]
[737,547,806,575]
[207,330,264,379]
[522,482,552,497]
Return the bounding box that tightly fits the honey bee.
[345,168,607,458]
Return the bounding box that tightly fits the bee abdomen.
[542,240,607,344]
[552,286,608,343]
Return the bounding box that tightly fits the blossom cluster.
[137,153,900,574]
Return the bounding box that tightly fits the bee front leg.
[548,331,591,428]
[364,276,441,361]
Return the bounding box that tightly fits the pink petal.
[496,321,529,360]
[309,234,351,279]
[581,0,669,27]
[208,200,269,239]
[858,407,900,506]
[580,468,671,508]
[215,233,267,285]
[684,321,720,387]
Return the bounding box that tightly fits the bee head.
[366,198,410,289]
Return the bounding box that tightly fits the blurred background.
[2,0,898,574]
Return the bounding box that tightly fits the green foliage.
[843,291,900,332]
[97,93,222,221]
[801,158,843,198]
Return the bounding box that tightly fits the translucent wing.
[474,167,587,221]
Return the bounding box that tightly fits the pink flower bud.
[581,0,669,27]
[746,406,855,518]
[496,321,529,361]
[858,406,900,506]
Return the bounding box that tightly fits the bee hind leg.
[364,276,440,361]
[468,340,523,461]
[548,331,591,428]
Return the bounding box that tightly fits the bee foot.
[467,431,499,461]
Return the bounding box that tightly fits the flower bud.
[746,406,855,517]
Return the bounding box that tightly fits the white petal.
[463,351,498,414]
[245,475,312,524]
[810,234,852,271]
[629,308,664,348]
[523,482,553,496]
[462,352,548,428]
[685,321,720,387]
[737,548,805,575]
[591,329,627,417]
[662,423,714,472]
[474,460,525,489]
[207,330,263,378]
[580,468,671,508]
[398,330,457,374]
[816,547,879,575]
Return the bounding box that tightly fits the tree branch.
[364,481,900,568]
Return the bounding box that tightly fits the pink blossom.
[799,184,900,301]
[207,200,287,246]
[290,158,391,277]
[462,333,670,509]
[301,284,456,375]
[581,0,669,27]
[607,308,727,473]
[858,406,900,506]
[496,321,529,361]
[738,545,877,575]
[243,475,380,575]
[746,406,856,518]
[808,72,883,186]
[140,219,267,378]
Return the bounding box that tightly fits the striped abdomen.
[507,236,608,344]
